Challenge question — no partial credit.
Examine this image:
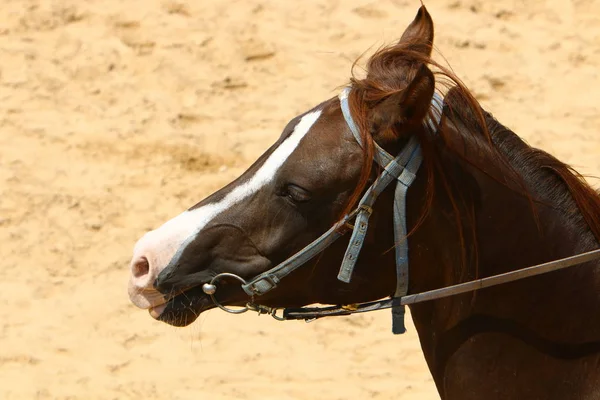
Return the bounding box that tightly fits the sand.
[1,0,599,399]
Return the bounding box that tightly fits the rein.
[282,248,600,321]
[201,87,600,333]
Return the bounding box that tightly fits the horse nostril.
[132,257,150,278]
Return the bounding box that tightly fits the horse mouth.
[148,283,249,327]
[148,286,216,327]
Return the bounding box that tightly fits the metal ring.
[208,273,250,314]
[270,308,286,321]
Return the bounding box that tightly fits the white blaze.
[130,109,323,286]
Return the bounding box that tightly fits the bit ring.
[203,273,250,314]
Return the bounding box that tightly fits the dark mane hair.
[344,38,600,271]
[484,111,600,245]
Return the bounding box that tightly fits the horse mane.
[344,38,600,270]
[483,111,600,245]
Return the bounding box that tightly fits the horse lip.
[129,284,198,310]
[149,303,167,319]
[142,268,255,323]
[150,287,220,326]
[149,281,250,324]
[128,284,168,310]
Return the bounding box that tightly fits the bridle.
[201,87,600,334]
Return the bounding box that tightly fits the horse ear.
[370,64,435,136]
[399,6,434,56]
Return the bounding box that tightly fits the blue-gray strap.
[242,217,348,296]
[339,87,394,168]
[391,92,442,334]
[391,144,423,333]
[339,86,443,334]
[337,136,421,282]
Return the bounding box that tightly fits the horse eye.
[285,184,311,203]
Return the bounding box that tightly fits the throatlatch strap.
[390,93,442,334]
[391,145,423,334]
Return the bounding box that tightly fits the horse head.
[126,6,455,327]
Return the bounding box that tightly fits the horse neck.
[405,121,600,399]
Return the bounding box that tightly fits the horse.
[127,6,600,399]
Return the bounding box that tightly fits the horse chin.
[149,286,216,327]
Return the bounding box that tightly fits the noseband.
[202,88,600,334]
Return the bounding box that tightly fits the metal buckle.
[247,303,286,321]
[247,274,279,295]
[336,208,361,234]
[261,274,280,291]
[359,204,373,215]
[339,205,373,233]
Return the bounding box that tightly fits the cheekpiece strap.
[338,86,444,334]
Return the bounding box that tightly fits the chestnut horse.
[127,6,600,399]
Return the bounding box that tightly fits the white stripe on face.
[131,109,323,279]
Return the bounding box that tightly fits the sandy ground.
[1,0,599,399]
